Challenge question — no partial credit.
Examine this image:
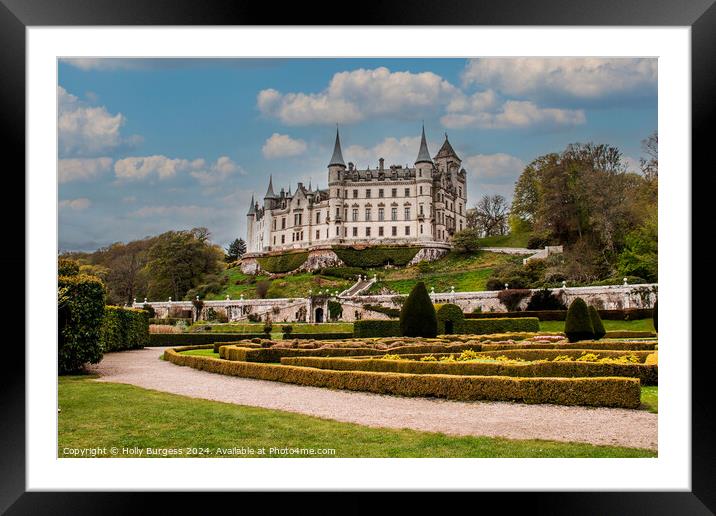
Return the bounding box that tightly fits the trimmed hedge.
[354,317,540,337]
[465,308,654,321]
[148,333,264,346]
[283,332,354,340]
[100,306,150,352]
[256,251,309,273]
[58,274,106,374]
[354,320,401,338]
[164,349,642,408]
[435,303,465,334]
[317,266,366,280]
[391,349,655,363]
[333,246,421,268]
[282,356,658,386]
[213,341,263,353]
[400,282,437,337]
[565,298,594,342]
[456,318,540,334]
[589,306,606,340]
[605,331,656,338]
[480,340,657,352]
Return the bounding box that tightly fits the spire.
[264,175,277,199]
[434,133,460,161]
[246,194,256,215]
[415,124,432,165]
[328,128,346,167]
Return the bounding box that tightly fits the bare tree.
[473,194,510,237]
[640,131,658,180]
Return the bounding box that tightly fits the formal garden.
[58,259,658,458]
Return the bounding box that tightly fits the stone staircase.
[340,275,376,297]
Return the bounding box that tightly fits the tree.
[472,194,510,236]
[399,282,437,337]
[225,238,247,263]
[640,131,658,180]
[452,228,481,253]
[588,305,606,340]
[564,297,594,343]
[618,210,658,282]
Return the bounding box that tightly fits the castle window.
[378,189,384,198]
[420,225,423,234]
[391,226,397,236]
[352,227,358,237]
[336,227,340,236]
[281,218,286,229]
[281,235,285,244]
[316,212,321,224]
[316,230,320,240]
[365,208,371,221]
[379,227,384,237]
[419,204,424,215]
[344,189,347,198]
[272,220,276,230]
[405,226,410,236]
[404,188,410,197]
[391,188,397,198]
[353,189,358,198]
[294,214,302,226]
[273,236,276,244]
[419,186,423,195]
[404,207,410,220]
[391,207,397,221]
[336,208,340,219]
[352,209,358,222]
[378,208,385,221]
[459,221,463,231]
[366,189,371,198]
[366,227,371,237]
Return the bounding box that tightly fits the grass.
[477,232,533,248]
[58,376,655,458]
[206,266,352,301]
[366,251,516,295]
[641,386,658,413]
[539,319,655,333]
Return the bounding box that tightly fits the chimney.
[379,158,385,171]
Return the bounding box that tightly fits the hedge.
[480,340,657,352]
[283,332,354,340]
[164,349,641,408]
[605,331,657,338]
[317,266,366,280]
[400,282,437,337]
[148,333,264,346]
[213,341,263,353]
[100,306,150,352]
[353,317,540,337]
[58,274,106,374]
[435,303,465,334]
[465,308,654,321]
[256,251,309,273]
[149,317,192,326]
[332,246,421,268]
[282,356,658,386]
[456,318,540,334]
[362,304,401,318]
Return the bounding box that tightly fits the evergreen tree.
[225,238,247,263]
[564,297,594,343]
[399,282,437,337]
[653,301,658,332]
[588,305,606,340]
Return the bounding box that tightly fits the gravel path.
[88,347,658,450]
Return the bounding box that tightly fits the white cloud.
[59,198,92,211]
[623,156,641,174]
[346,136,436,169]
[262,133,308,159]
[442,99,585,130]
[257,67,458,125]
[58,157,113,183]
[114,154,243,185]
[462,58,657,99]
[58,86,136,157]
[464,153,526,183]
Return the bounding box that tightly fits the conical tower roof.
[434,133,460,161]
[415,125,432,165]
[328,128,346,167]
[246,194,256,215]
[264,175,278,199]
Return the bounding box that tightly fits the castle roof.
[264,175,278,199]
[434,134,460,161]
[247,194,256,215]
[328,128,346,167]
[415,125,433,165]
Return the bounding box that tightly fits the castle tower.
[246,193,256,252]
[263,175,278,210]
[327,128,346,241]
[415,125,434,241]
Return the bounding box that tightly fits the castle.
[245,127,468,262]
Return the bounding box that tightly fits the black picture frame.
[2,0,712,512]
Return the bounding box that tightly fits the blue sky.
[58,58,657,251]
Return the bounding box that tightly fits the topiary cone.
[564,297,594,343]
[399,282,438,338]
[588,305,606,340]
[653,301,658,332]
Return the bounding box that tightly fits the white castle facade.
[245,127,468,256]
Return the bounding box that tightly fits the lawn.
[539,319,656,333]
[366,251,516,295]
[206,266,352,301]
[189,322,354,334]
[641,386,658,413]
[58,376,655,458]
[477,232,533,248]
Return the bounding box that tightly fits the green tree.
[564,297,594,343]
[225,238,247,263]
[588,305,606,340]
[451,228,481,253]
[399,282,437,338]
[618,211,658,282]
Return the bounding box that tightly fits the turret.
[328,128,346,185]
[414,124,434,180]
[263,175,278,209]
